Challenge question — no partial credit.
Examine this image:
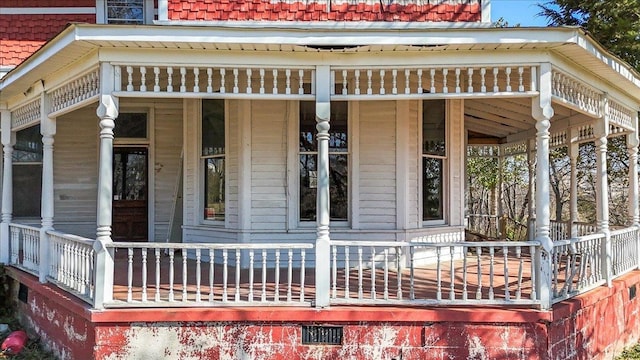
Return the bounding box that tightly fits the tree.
[538,0,640,72]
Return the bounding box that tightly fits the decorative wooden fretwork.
[551,69,602,117]
[331,65,537,98]
[115,65,315,98]
[11,99,40,130]
[467,144,500,158]
[48,68,100,115]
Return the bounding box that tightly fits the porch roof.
[1,24,640,105]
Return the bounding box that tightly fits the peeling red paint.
[6,267,640,360]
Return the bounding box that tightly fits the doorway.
[112,147,148,241]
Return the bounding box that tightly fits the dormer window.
[97,0,154,24]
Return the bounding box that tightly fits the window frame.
[97,0,154,25]
[297,100,351,228]
[419,99,449,226]
[200,99,228,226]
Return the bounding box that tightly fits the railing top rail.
[331,240,540,248]
[105,242,314,250]
[46,230,95,246]
[552,239,572,247]
[9,223,40,231]
[576,233,606,242]
[610,226,639,236]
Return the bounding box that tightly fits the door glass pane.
[329,102,348,152]
[205,158,225,221]
[330,154,348,221]
[423,157,443,221]
[113,153,124,200]
[125,152,147,200]
[13,125,42,163]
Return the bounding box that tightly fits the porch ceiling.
[2,24,640,107]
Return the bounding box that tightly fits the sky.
[492,0,550,27]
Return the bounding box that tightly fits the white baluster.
[233,68,239,94]
[153,67,160,92]
[516,246,523,300]
[249,250,254,301]
[379,70,386,95]
[455,68,461,93]
[259,69,265,94]
[430,68,436,93]
[195,248,201,302]
[235,249,240,301]
[332,246,337,298]
[261,249,267,302]
[167,67,174,92]
[127,248,133,302]
[246,69,252,94]
[155,248,161,302]
[449,246,455,300]
[467,68,474,93]
[358,247,363,299]
[209,249,215,302]
[436,247,442,300]
[207,68,213,93]
[476,246,482,299]
[342,70,348,95]
[140,67,147,92]
[287,249,293,302]
[167,249,175,301]
[367,70,373,95]
[179,67,186,93]
[298,69,304,95]
[182,249,188,301]
[462,245,468,300]
[300,250,306,302]
[285,69,291,95]
[222,249,228,302]
[493,67,499,92]
[126,66,134,91]
[370,247,376,299]
[383,249,389,300]
[503,246,509,300]
[355,70,361,95]
[272,69,278,94]
[274,250,280,302]
[141,248,148,302]
[480,67,487,92]
[505,67,512,92]
[489,247,494,300]
[220,68,226,93]
[404,69,411,94]
[392,69,398,95]
[518,66,524,92]
[344,246,350,299]
[193,68,200,92]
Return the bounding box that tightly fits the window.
[202,100,225,222]
[106,0,145,24]
[114,113,147,139]
[422,100,446,222]
[299,101,349,222]
[13,125,42,218]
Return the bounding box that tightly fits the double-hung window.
[299,101,349,222]
[103,0,149,24]
[202,100,226,222]
[13,125,43,218]
[422,100,446,222]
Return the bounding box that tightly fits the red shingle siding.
[167,0,482,22]
[1,1,95,7]
[0,14,96,66]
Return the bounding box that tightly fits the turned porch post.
[527,139,536,241]
[595,97,611,285]
[0,109,13,264]
[39,94,56,283]
[94,63,118,309]
[629,124,640,227]
[568,130,579,239]
[315,65,331,308]
[532,63,554,309]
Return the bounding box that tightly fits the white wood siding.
[448,99,465,227]
[407,100,420,228]
[53,107,98,238]
[150,99,183,241]
[251,100,288,230]
[358,101,397,230]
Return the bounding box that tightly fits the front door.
[112,147,148,241]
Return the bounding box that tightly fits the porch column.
[315,65,331,308]
[93,63,118,309]
[0,109,13,264]
[497,148,504,239]
[568,133,579,239]
[39,95,56,283]
[532,63,554,309]
[595,98,611,285]
[628,128,640,227]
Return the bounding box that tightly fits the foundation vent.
[301,325,343,345]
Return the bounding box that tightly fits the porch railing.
[5,222,640,310]
[9,224,40,275]
[47,230,95,303]
[102,242,314,308]
[330,240,541,306]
